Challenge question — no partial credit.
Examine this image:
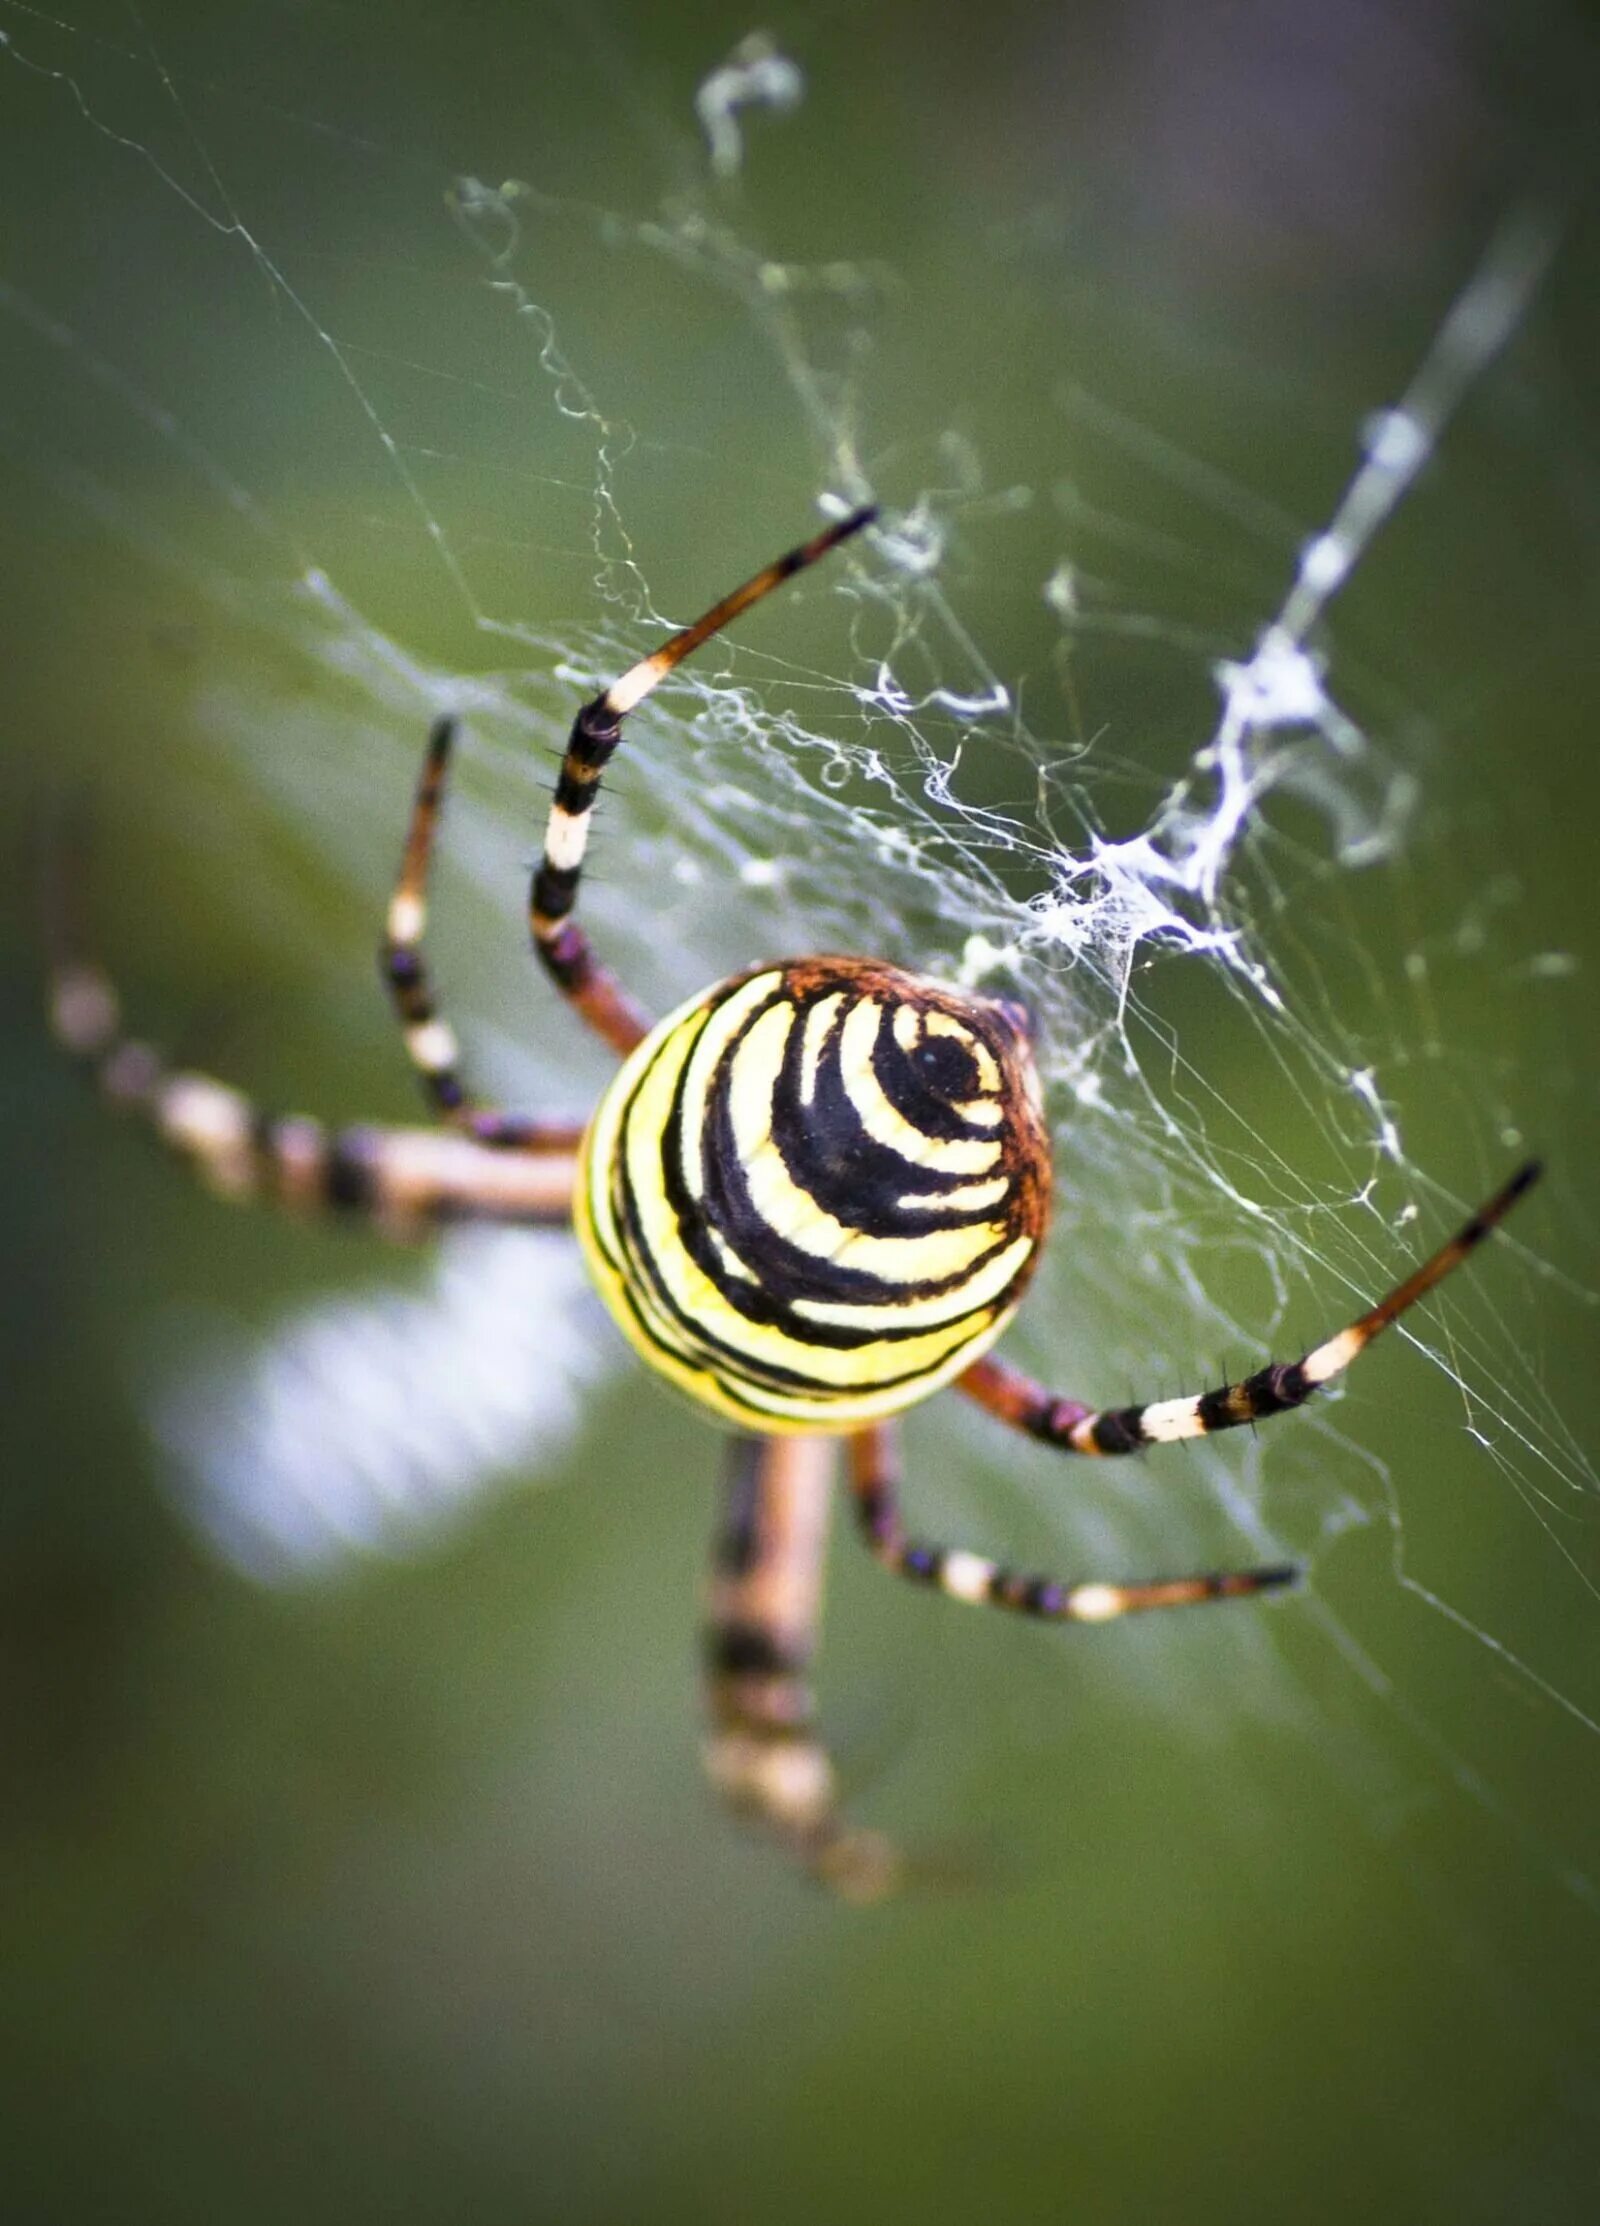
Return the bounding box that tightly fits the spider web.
[4,0,1598,1963]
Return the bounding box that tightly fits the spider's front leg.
[44,828,577,1235]
[703,1432,900,1903]
[956,1163,1540,1460]
[382,715,587,1153]
[848,1426,1294,1622]
[528,506,877,1058]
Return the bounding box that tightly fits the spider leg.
[957,1164,1541,1456]
[848,1424,1295,1621]
[383,716,586,1152]
[530,506,878,1059]
[703,1431,900,1904]
[43,844,574,1234]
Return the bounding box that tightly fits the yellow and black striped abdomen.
[576,958,1052,1432]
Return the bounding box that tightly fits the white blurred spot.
[1297,532,1351,597]
[1043,562,1080,618]
[1215,628,1329,732]
[1362,407,1428,475]
[696,34,804,179]
[152,1230,613,1584]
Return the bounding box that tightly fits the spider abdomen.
[576,958,1052,1432]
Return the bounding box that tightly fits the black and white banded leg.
[957,1163,1539,1459]
[528,506,878,1059]
[848,1425,1294,1622]
[383,715,587,1153]
[45,853,576,1235]
[703,1432,900,1903]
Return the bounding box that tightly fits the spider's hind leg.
[848,1424,1296,1623]
[704,1431,901,1904]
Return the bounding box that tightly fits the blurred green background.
[3,3,1599,2221]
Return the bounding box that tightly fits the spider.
[48,505,1540,1901]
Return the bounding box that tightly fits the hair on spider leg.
[1212,1355,1266,1440]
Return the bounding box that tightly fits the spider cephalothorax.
[49,504,1539,1900]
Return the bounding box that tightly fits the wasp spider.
[49,507,1539,1901]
